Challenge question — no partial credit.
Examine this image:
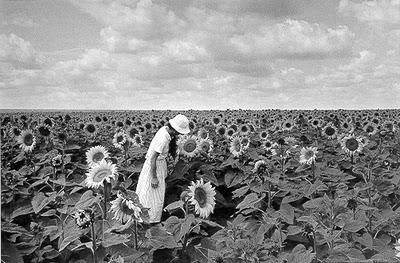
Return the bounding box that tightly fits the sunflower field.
[1,109,400,263]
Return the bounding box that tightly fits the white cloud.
[229,19,354,59]
[0,34,44,68]
[70,0,186,41]
[339,0,400,24]
[2,13,39,28]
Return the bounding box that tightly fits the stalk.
[91,222,97,263]
[134,220,138,250]
[312,229,318,263]
[103,181,108,220]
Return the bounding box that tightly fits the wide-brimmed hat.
[169,114,190,134]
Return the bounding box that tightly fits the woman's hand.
[151,176,159,188]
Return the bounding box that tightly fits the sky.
[0,0,399,110]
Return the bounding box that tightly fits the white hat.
[169,114,190,134]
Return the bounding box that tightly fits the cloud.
[0,34,44,69]
[229,19,355,59]
[70,0,187,41]
[339,0,400,24]
[2,13,39,28]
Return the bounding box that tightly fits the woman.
[135,114,190,223]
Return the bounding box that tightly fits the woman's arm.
[150,151,160,188]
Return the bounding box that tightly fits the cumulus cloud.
[2,13,39,28]
[0,34,44,69]
[229,20,354,59]
[339,0,400,24]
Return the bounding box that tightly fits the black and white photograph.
[1,0,400,262]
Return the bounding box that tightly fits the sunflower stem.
[91,222,97,263]
[103,182,108,220]
[134,220,138,250]
[312,229,318,263]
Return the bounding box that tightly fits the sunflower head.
[229,136,243,157]
[84,123,97,137]
[178,135,200,158]
[37,124,51,137]
[17,129,36,152]
[85,160,117,189]
[199,138,213,154]
[86,145,110,167]
[252,160,267,174]
[322,123,337,139]
[197,128,209,140]
[110,192,143,223]
[187,178,216,218]
[299,147,318,165]
[73,209,94,229]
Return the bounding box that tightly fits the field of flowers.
[1,109,400,263]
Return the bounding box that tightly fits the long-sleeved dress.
[135,126,171,223]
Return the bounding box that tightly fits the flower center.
[304,150,314,160]
[39,126,51,136]
[325,127,335,136]
[92,168,112,183]
[92,152,104,162]
[194,187,208,208]
[120,200,135,215]
[117,135,124,143]
[183,139,197,153]
[86,124,96,133]
[129,128,139,138]
[199,131,208,139]
[24,133,34,146]
[366,125,374,133]
[345,138,359,151]
[201,142,210,152]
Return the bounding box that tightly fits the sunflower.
[322,122,338,139]
[340,121,354,133]
[258,130,269,140]
[382,120,395,132]
[37,124,52,137]
[340,135,365,155]
[110,192,142,223]
[229,136,244,157]
[282,119,295,131]
[199,138,214,154]
[84,123,98,137]
[309,118,323,129]
[86,145,110,167]
[126,126,140,142]
[215,126,226,137]
[52,154,63,167]
[132,134,144,147]
[239,124,250,135]
[241,136,250,150]
[85,160,117,189]
[299,147,318,165]
[229,124,238,132]
[17,129,36,152]
[212,116,222,126]
[262,139,274,150]
[178,135,200,158]
[197,128,209,140]
[73,209,94,229]
[363,122,377,136]
[113,131,127,149]
[252,160,267,173]
[9,126,21,138]
[224,128,236,139]
[187,178,216,218]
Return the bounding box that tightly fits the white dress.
[135,126,171,223]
